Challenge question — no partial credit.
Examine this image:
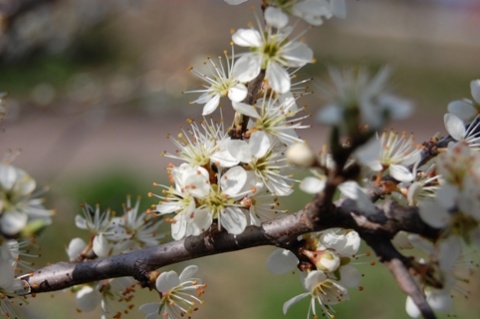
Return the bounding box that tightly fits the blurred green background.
[1,0,479,318]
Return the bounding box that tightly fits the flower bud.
[302,249,341,272]
[286,142,316,168]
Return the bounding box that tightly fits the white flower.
[154,164,212,240]
[110,196,165,252]
[0,163,54,236]
[267,228,362,279]
[447,79,480,122]
[186,48,247,116]
[74,204,115,257]
[164,118,229,167]
[404,236,469,318]
[283,270,349,319]
[75,278,136,317]
[139,265,206,319]
[444,113,480,148]
[213,131,294,196]
[247,92,309,145]
[355,131,421,182]
[418,143,480,243]
[232,24,313,94]
[225,0,346,26]
[317,67,412,130]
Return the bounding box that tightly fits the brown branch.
[19,196,440,295]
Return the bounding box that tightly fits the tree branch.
[20,195,440,296]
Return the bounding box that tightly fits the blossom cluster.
[0,159,53,317]
[151,2,329,239]
[267,228,363,319]
[67,196,166,317]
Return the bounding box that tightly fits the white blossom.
[139,265,206,319]
[0,163,53,236]
[185,48,247,116]
[231,23,313,94]
[317,67,412,130]
[283,270,349,319]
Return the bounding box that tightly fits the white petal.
[316,104,343,124]
[221,207,247,234]
[419,200,450,228]
[228,83,248,102]
[338,265,361,288]
[76,286,100,312]
[444,113,466,141]
[156,270,180,292]
[438,236,462,272]
[282,292,310,314]
[405,296,421,318]
[66,237,87,260]
[341,231,361,256]
[292,0,333,26]
[282,42,313,67]
[265,7,289,29]
[187,208,212,236]
[0,164,17,190]
[232,54,262,83]
[224,0,248,4]
[266,249,299,274]
[211,149,241,168]
[447,99,477,121]
[221,166,247,196]
[226,140,252,163]
[427,290,452,312]
[379,94,413,120]
[266,61,290,94]
[184,172,210,198]
[202,94,220,116]
[232,101,260,118]
[389,164,414,182]
[179,265,198,282]
[232,29,263,47]
[470,79,480,104]
[1,212,28,235]
[191,92,212,104]
[354,137,382,171]
[299,176,326,194]
[139,302,160,316]
[249,131,271,158]
[93,233,111,257]
[171,213,187,240]
[304,270,327,290]
[331,0,347,18]
[338,181,376,214]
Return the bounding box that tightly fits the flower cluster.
[0,160,50,317]
[153,3,325,239]
[68,196,165,318]
[267,228,363,318]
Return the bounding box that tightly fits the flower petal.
[221,207,247,235]
[299,176,326,194]
[265,6,289,29]
[232,54,262,82]
[228,83,248,102]
[266,249,299,274]
[470,79,480,104]
[444,113,466,141]
[266,61,290,94]
[202,94,221,116]
[232,29,263,47]
[232,101,260,118]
